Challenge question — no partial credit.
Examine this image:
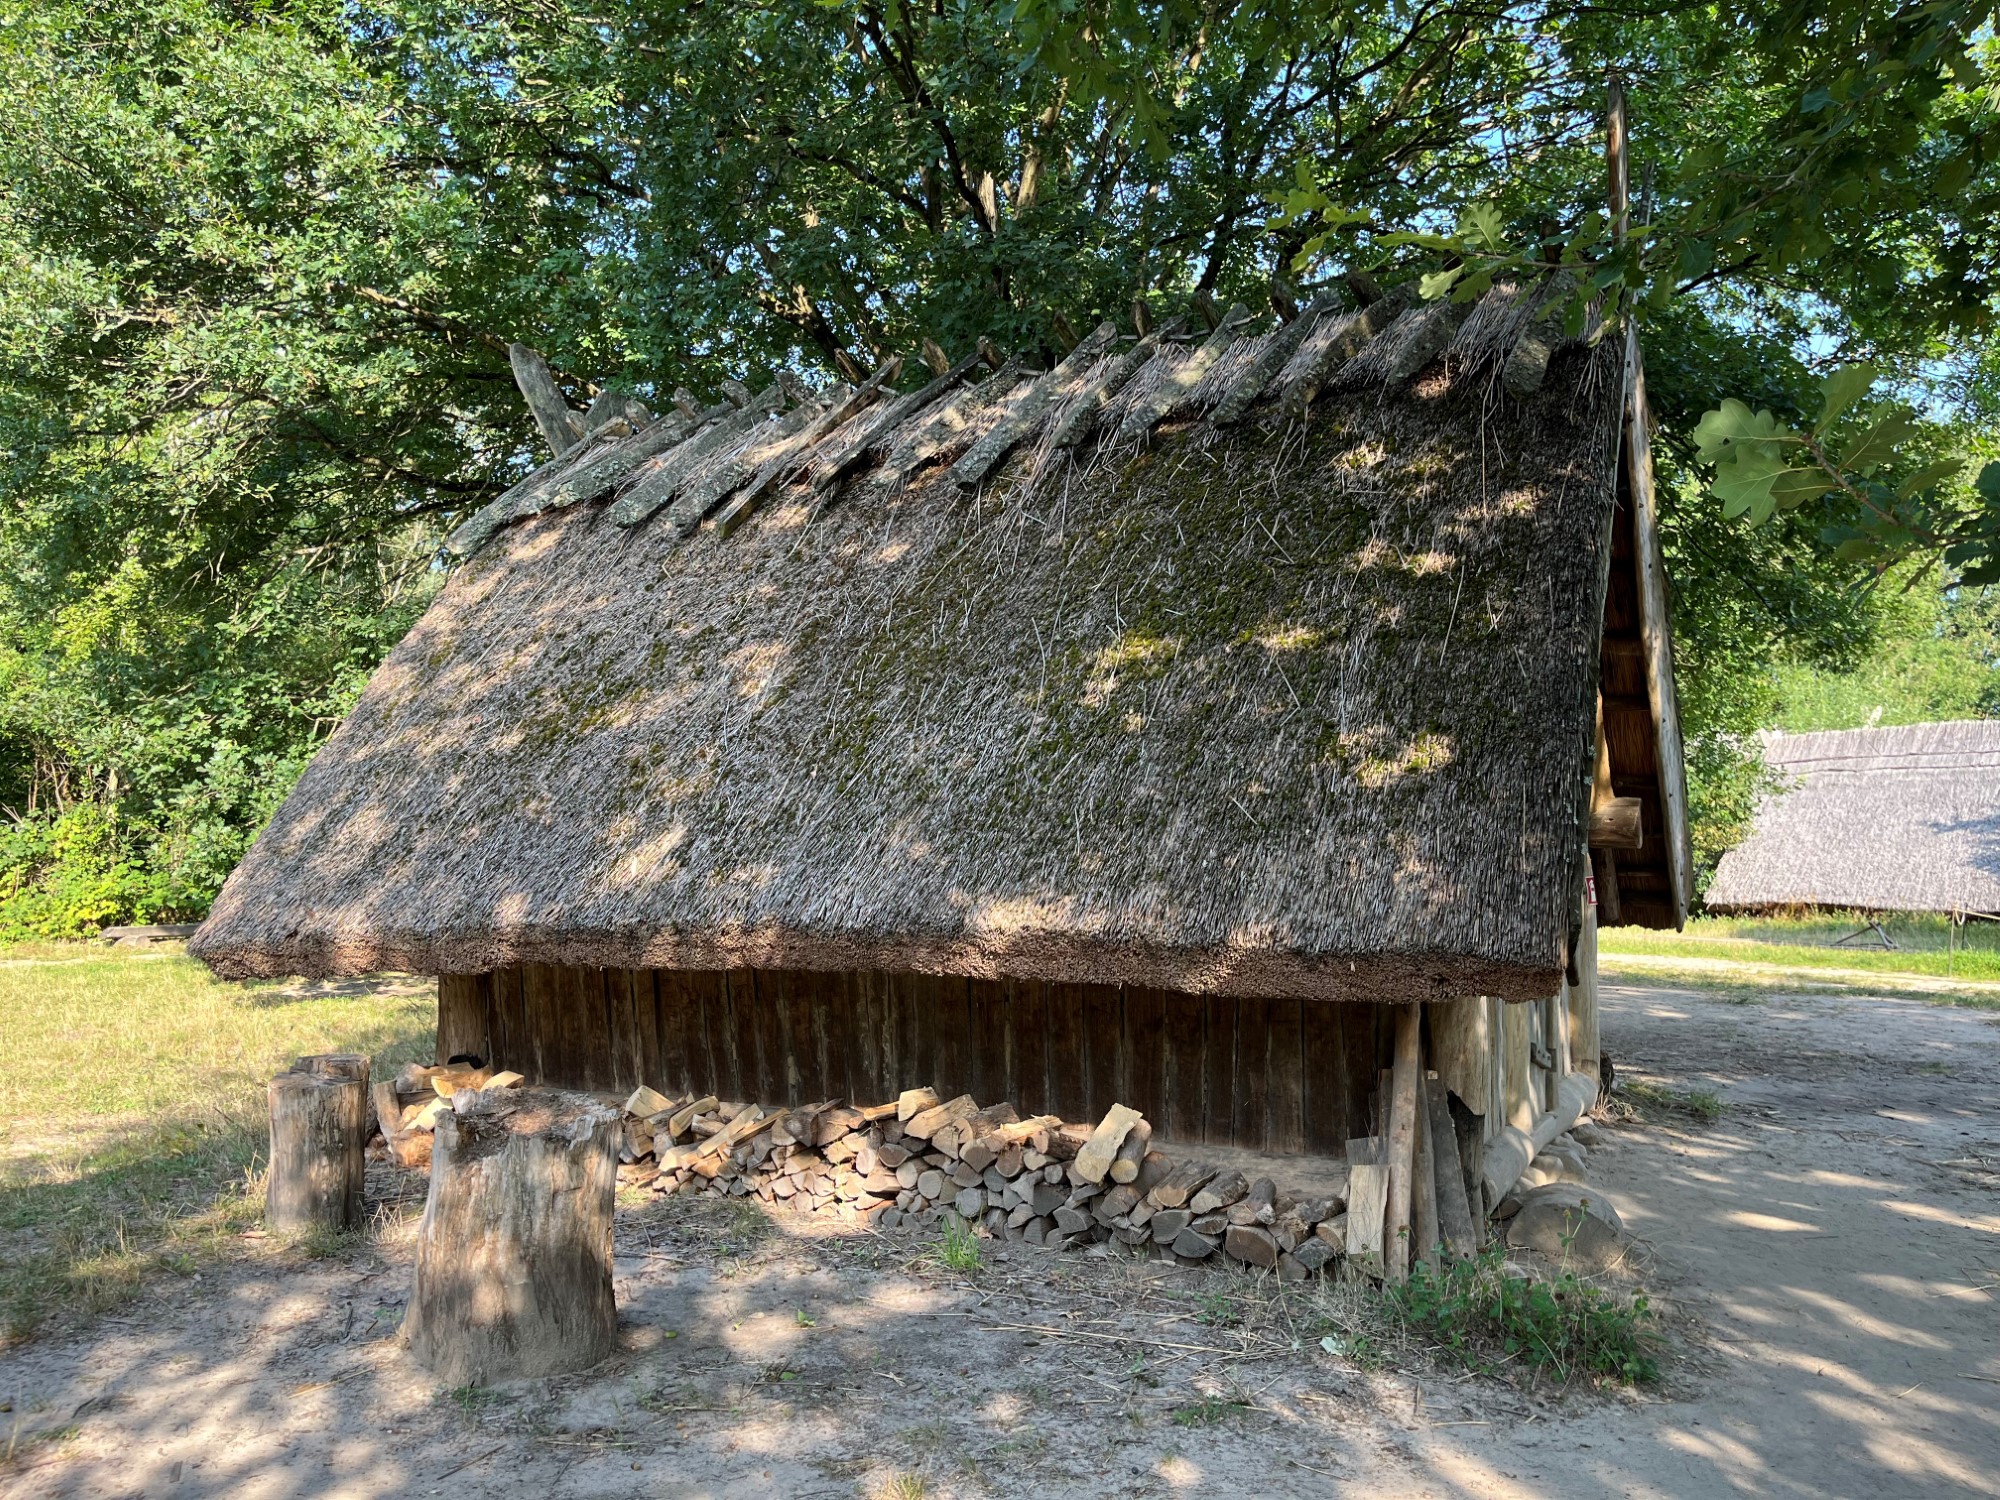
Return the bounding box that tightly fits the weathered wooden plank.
[1623,327,1693,923]
[576,967,619,1093]
[1045,983,1089,1122]
[1425,1075,1479,1259]
[966,979,1010,1109]
[1081,985,1123,1122]
[1231,997,1272,1150]
[1427,994,1492,1122]
[489,966,530,1082]
[509,342,583,455]
[849,970,888,1103]
[1122,986,1166,1130]
[1501,998,1537,1133]
[599,969,634,1091]
[436,973,489,1065]
[652,969,698,1098]
[1159,990,1207,1144]
[950,322,1118,486]
[1202,995,1238,1148]
[1300,1000,1346,1156]
[1571,901,1601,1077]
[1346,1161,1390,1278]
[742,971,784,1105]
[708,972,746,1105]
[1264,998,1306,1155]
[1004,978,1050,1117]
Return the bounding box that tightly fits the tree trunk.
[267,1065,369,1233]
[403,1089,621,1384]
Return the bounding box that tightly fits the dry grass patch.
[0,947,433,1342]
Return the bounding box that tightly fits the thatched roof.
[1706,721,2000,915]
[192,285,1638,1001]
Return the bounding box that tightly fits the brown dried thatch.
[193,290,1633,1001]
[1706,721,2000,915]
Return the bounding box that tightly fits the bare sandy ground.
[3,977,1997,1499]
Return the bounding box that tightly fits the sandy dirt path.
[2,978,1996,1499]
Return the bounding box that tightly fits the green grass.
[1600,912,2000,983]
[0,949,433,1342]
[1390,1248,1660,1387]
[1618,1081,1724,1122]
[932,1211,982,1272]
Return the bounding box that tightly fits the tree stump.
[402,1088,621,1384]
[266,1062,369,1234]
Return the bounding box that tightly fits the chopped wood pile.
[366,1002,1541,1284]
[621,1083,1373,1279]
[367,1060,524,1170]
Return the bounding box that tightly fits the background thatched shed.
[191,282,1690,1151]
[1706,720,2000,916]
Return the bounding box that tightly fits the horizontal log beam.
[1588,796,1644,851]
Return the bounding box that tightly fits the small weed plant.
[933,1212,981,1272]
[1390,1249,1660,1387]
[1620,1080,1724,1123]
[1170,1393,1252,1427]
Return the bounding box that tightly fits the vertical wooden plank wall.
[437,964,1409,1153]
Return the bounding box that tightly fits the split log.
[897,1087,941,1121]
[1224,1224,1278,1269]
[1107,1121,1154,1184]
[1147,1160,1214,1209]
[1073,1104,1143,1184]
[1190,1170,1248,1214]
[267,1065,368,1232]
[1424,1077,1479,1259]
[905,1094,977,1141]
[1384,1003,1422,1284]
[623,1085,671,1118]
[1346,1161,1390,1278]
[403,1089,621,1384]
[665,1095,720,1140]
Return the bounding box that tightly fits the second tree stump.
[402,1088,621,1384]
[266,1057,369,1234]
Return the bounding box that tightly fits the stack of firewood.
[600,1083,1354,1280]
[367,1061,523,1169]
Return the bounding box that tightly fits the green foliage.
[1772,574,2000,729]
[4,0,1998,925]
[1390,1249,1660,1387]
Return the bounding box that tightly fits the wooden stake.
[1412,1069,1439,1270]
[1384,1003,1422,1284]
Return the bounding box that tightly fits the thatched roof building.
[190,277,1690,1154]
[1706,721,2000,916]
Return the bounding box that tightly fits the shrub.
[1390,1248,1660,1387]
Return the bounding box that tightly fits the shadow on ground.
[1,982,1996,1499]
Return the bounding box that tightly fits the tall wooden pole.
[1384,1003,1423,1284]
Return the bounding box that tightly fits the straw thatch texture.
[192,325,1623,999]
[1706,721,2000,914]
